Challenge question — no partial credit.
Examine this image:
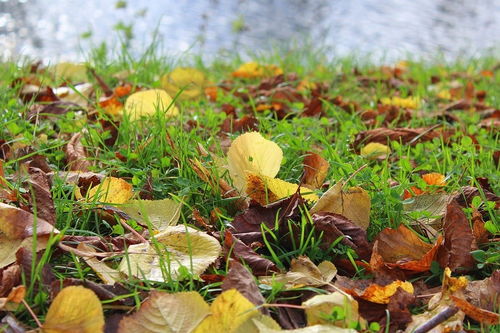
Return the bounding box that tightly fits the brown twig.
[22,299,42,328]
[58,242,123,258]
[413,306,459,333]
[118,218,148,243]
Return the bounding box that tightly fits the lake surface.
[1,0,499,62]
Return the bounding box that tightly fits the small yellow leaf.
[246,173,318,205]
[227,132,283,194]
[380,96,420,109]
[124,89,179,120]
[310,182,371,230]
[120,198,182,231]
[232,62,282,78]
[161,67,207,100]
[303,292,364,328]
[360,142,391,160]
[193,289,259,333]
[119,225,221,281]
[50,62,88,82]
[118,291,210,333]
[43,286,104,333]
[85,177,133,205]
[360,280,414,304]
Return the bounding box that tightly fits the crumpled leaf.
[464,271,500,312]
[450,295,499,325]
[310,182,371,230]
[120,198,182,230]
[259,256,336,288]
[119,225,221,281]
[360,142,391,160]
[26,167,56,225]
[65,132,91,172]
[193,289,261,333]
[161,67,207,100]
[227,132,282,194]
[403,193,451,228]
[118,291,210,333]
[370,224,441,275]
[0,203,56,239]
[302,292,364,328]
[246,173,318,205]
[302,152,329,189]
[0,285,25,310]
[342,280,414,304]
[232,62,283,78]
[437,201,475,272]
[82,177,133,205]
[124,89,179,120]
[43,286,104,333]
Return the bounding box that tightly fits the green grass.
[0,45,498,331]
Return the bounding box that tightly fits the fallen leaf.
[259,256,336,288]
[0,235,49,269]
[124,89,179,120]
[119,225,221,281]
[360,142,391,160]
[403,193,451,229]
[310,182,371,230]
[0,265,20,297]
[161,67,207,100]
[380,96,420,109]
[49,62,88,82]
[82,177,133,204]
[437,201,475,272]
[43,286,104,333]
[0,203,56,239]
[65,132,91,172]
[232,62,283,78]
[118,291,210,333]
[450,295,499,325]
[26,167,56,225]
[353,127,449,148]
[119,198,182,230]
[303,292,364,328]
[253,320,357,333]
[422,173,446,186]
[53,83,93,107]
[302,152,329,189]
[344,280,414,304]
[246,173,318,205]
[77,243,122,285]
[464,271,499,312]
[227,132,282,194]
[0,285,25,310]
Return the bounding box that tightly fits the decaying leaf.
[303,292,364,328]
[403,193,451,229]
[0,234,50,269]
[82,177,133,204]
[65,132,91,172]
[302,152,329,189]
[0,203,56,239]
[77,243,122,285]
[161,67,207,100]
[227,132,282,194]
[260,256,337,288]
[120,198,182,230]
[246,173,318,205]
[342,280,414,304]
[43,286,104,333]
[353,127,449,148]
[124,89,179,120]
[119,225,221,281]
[450,295,499,325]
[310,182,371,230]
[370,224,441,274]
[0,285,25,310]
[118,291,210,333]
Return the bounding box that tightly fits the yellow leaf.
[254,320,357,333]
[124,89,179,120]
[77,243,122,285]
[0,234,49,269]
[49,62,88,82]
[232,62,282,78]
[246,173,318,205]
[310,182,371,230]
[380,96,420,109]
[227,132,282,194]
[84,177,133,204]
[303,292,364,328]
[43,286,104,333]
[119,225,221,281]
[360,280,414,304]
[161,67,207,100]
[360,143,391,160]
[193,289,259,333]
[118,291,210,333]
[120,198,182,231]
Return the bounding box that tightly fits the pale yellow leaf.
[254,320,358,333]
[234,315,281,333]
[120,198,182,231]
[84,177,133,205]
[360,143,391,160]
[0,234,49,269]
[310,182,371,230]
[193,289,259,333]
[77,243,122,285]
[50,62,88,82]
[118,291,210,333]
[124,89,179,120]
[303,292,364,328]
[161,67,207,100]
[227,132,283,194]
[119,225,221,281]
[43,286,104,333]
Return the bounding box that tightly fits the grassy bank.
[0,49,498,332]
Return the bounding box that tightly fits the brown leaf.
[353,127,450,149]
[26,167,56,225]
[224,231,278,276]
[302,96,323,117]
[0,265,21,297]
[384,288,416,332]
[220,115,259,134]
[464,271,500,312]
[453,186,499,210]
[301,152,329,189]
[65,133,91,172]
[370,225,441,275]
[437,201,475,272]
[450,295,499,325]
[0,203,56,239]
[26,101,81,122]
[222,260,269,315]
[312,212,372,260]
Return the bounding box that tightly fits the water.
[1,0,499,62]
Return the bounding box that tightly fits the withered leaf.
[353,127,450,149]
[26,167,56,225]
[65,132,91,172]
[301,152,329,189]
[0,203,56,239]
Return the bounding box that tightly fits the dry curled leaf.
[353,127,449,148]
[302,152,329,189]
[65,132,91,172]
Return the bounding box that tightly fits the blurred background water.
[1,0,499,62]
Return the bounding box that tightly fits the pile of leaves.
[0,58,498,332]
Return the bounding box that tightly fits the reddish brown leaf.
[301,152,329,189]
[222,260,269,314]
[302,96,323,117]
[450,295,499,325]
[26,167,56,225]
[0,203,55,239]
[26,101,81,122]
[464,271,500,312]
[453,186,500,211]
[437,201,475,272]
[0,265,21,297]
[66,133,91,172]
[220,115,259,134]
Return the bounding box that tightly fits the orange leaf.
[422,172,446,186]
[301,152,329,190]
[450,295,499,325]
